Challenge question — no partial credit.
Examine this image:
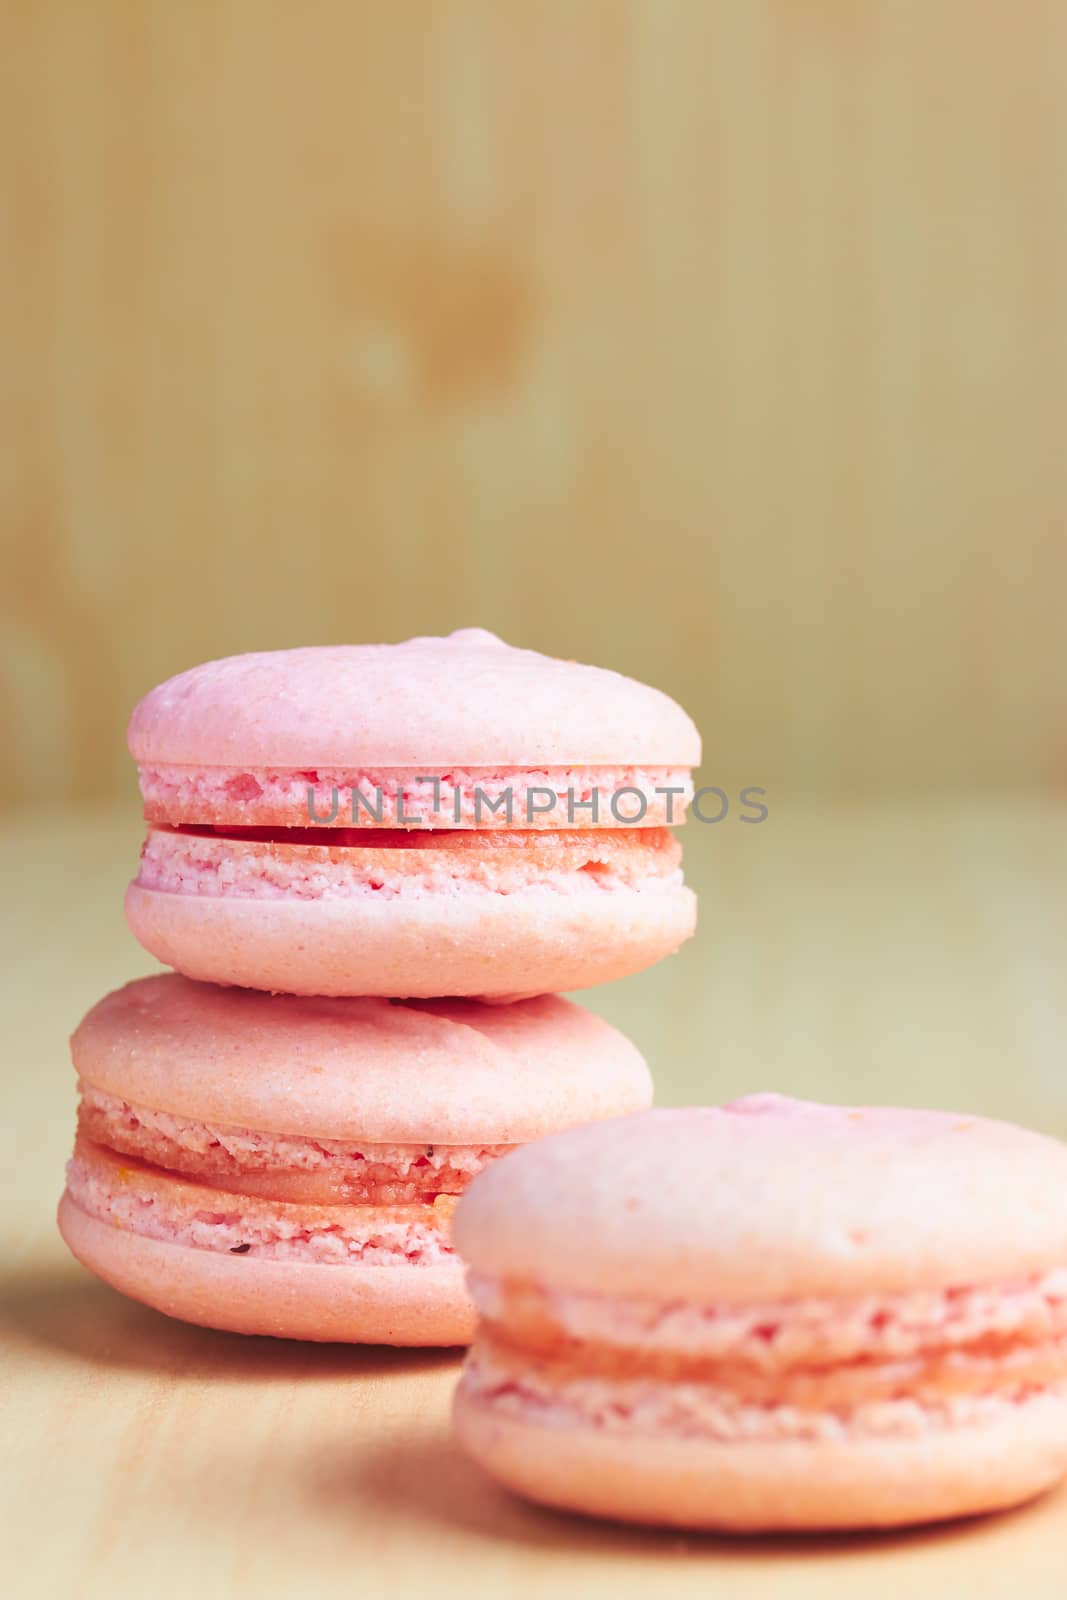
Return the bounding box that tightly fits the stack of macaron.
[57,627,1067,1533]
[59,628,700,1345]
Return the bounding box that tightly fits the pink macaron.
[58,974,652,1345]
[124,628,700,997]
[452,1094,1067,1528]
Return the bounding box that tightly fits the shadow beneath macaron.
[0,1266,463,1382]
[329,1425,1051,1566]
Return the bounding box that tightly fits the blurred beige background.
[5,0,1067,809]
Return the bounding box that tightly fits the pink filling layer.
[134,825,685,902]
[470,1271,1067,1369]
[461,1347,1067,1442]
[66,1147,457,1266]
[80,1089,504,1202]
[464,1272,1067,1441]
[138,764,694,829]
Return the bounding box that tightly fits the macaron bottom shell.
[58,1191,475,1346]
[452,1383,1067,1531]
[61,1137,476,1345]
[124,877,696,997]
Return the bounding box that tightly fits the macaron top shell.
[453,1094,1067,1300]
[126,629,700,768]
[71,975,651,1143]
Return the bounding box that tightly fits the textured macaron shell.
[123,878,696,999]
[452,1387,1067,1530]
[134,824,684,900]
[464,1267,1067,1371]
[453,1095,1067,1300]
[460,1307,1067,1439]
[78,1090,504,1203]
[127,629,701,769]
[59,1192,475,1344]
[72,976,652,1142]
[138,765,693,830]
[67,1138,458,1265]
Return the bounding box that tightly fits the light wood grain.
[5,1,1067,807]
[5,799,1067,1597]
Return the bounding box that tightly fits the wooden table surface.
[5,798,1067,1598]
